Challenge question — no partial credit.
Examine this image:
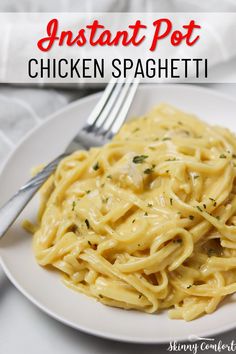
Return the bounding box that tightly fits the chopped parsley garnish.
[209,197,217,206]
[189,215,194,220]
[133,155,148,164]
[144,212,148,216]
[88,240,92,246]
[186,285,192,289]
[144,167,154,174]
[196,205,202,212]
[183,130,190,136]
[85,219,90,229]
[106,175,112,179]
[86,190,91,194]
[72,201,76,211]
[162,137,171,141]
[133,127,140,133]
[170,198,173,206]
[193,174,199,179]
[147,203,153,207]
[233,154,236,159]
[178,121,183,125]
[132,219,136,223]
[166,170,170,173]
[203,204,206,209]
[99,294,103,298]
[166,157,177,161]
[219,154,226,159]
[138,294,142,299]
[93,162,100,171]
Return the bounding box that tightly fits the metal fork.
[0,78,139,239]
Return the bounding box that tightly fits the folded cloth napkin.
[0,0,236,168]
[1,0,236,13]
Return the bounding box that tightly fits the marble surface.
[1,83,236,354]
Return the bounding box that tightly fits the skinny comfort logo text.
[167,337,236,354]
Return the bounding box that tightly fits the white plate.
[1,84,236,344]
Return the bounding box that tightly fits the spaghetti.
[25,104,236,321]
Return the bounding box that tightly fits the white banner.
[0,12,235,83]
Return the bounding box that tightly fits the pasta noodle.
[24,103,236,321]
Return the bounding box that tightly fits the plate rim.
[1,84,236,344]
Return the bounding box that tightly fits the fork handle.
[0,154,67,239]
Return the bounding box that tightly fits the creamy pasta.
[24,104,236,321]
